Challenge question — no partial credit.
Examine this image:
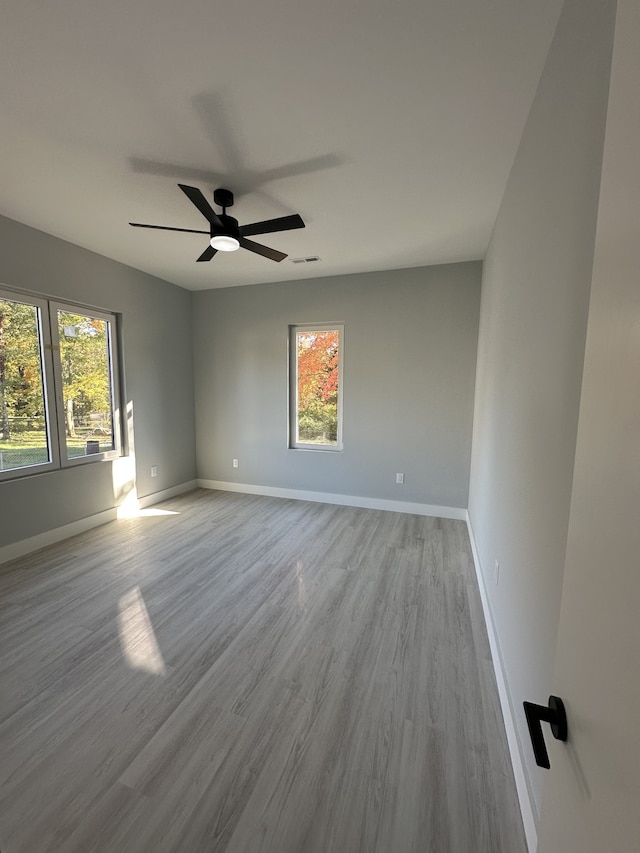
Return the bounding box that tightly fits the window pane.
[0,297,51,471]
[295,328,341,446]
[57,310,115,458]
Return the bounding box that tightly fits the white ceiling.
[0,0,563,291]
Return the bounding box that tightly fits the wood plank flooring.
[0,490,526,852]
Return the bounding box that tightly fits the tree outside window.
[57,311,115,455]
[291,324,343,450]
[0,288,120,479]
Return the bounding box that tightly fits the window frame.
[289,322,344,452]
[50,301,122,467]
[0,286,122,482]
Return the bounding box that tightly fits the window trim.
[50,301,122,467]
[0,288,59,481]
[289,323,344,452]
[0,286,122,482]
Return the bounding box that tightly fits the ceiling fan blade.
[178,184,223,229]
[196,245,218,262]
[238,237,287,262]
[129,222,209,234]
[239,213,305,237]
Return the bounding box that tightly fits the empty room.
[1,1,639,851]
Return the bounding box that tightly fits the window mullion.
[40,301,63,469]
[45,303,67,464]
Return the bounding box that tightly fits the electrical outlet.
[494,560,500,585]
[151,465,158,478]
[396,472,404,484]
[232,458,239,468]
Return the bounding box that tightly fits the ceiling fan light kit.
[130,184,305,263]
[210,234,239,252]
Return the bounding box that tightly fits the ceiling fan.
[129,184,305,263]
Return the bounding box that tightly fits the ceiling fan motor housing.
[213,188,234,210]
[214,213,239,239]
[212,189,237,237]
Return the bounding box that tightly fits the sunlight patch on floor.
[296,560,308,611]
[118,505,180,518]
[117,585,167,675]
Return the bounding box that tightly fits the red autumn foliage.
[297,330,339,408]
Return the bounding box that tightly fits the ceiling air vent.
[291,256,321,264]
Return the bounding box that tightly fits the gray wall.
[193,263,481,509]
[539,1,640,846]
[467,0,616,824]
[0,215,196,548]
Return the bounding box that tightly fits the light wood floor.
[0,490,526,852]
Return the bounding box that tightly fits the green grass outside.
[0,430,112,470]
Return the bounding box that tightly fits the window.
[290,324,343,450]
[0,288,121,480]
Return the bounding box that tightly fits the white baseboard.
[197,479,466,520]
[0,508,117,566]
[137,479,198,509]
[0,480,198,566]
[466,511,538,852]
